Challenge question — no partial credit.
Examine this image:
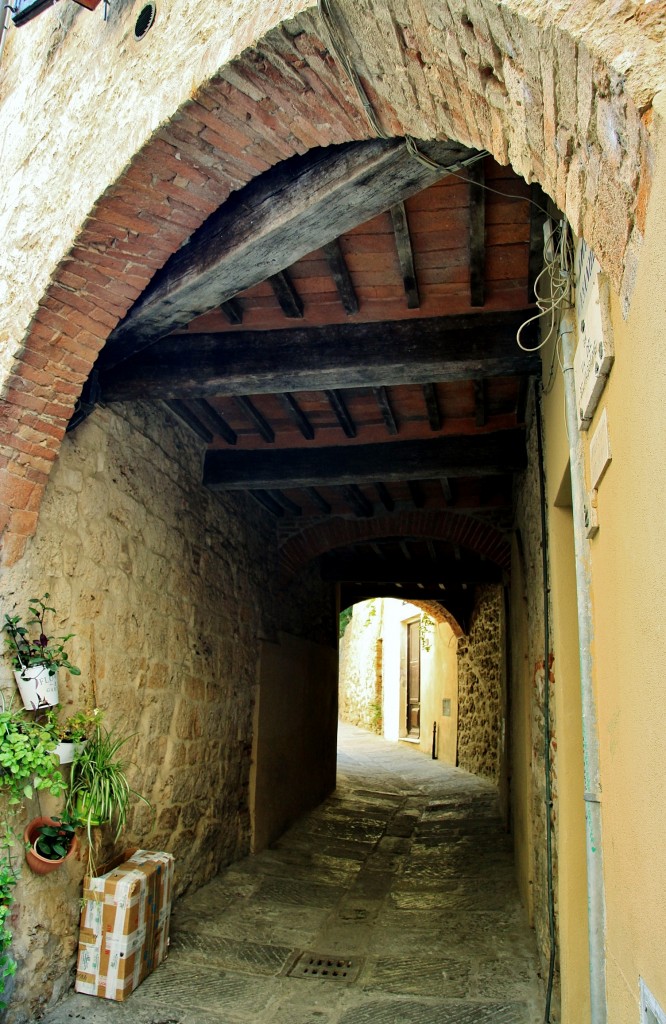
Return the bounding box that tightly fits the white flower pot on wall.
[14,665,59,709]
[54,740,87,765]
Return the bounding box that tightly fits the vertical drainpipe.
[559,308,608,1024]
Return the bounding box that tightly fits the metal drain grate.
[287,951,364,983]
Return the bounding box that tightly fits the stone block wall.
[0,400,335,1022]
[338,600,383,733]
[456,584,503,783]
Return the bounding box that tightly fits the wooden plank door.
[407,620,421,736]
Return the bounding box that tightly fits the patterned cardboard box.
[75,849,174,1001]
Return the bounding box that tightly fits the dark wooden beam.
[407,480,426,508]
[203,431,526,490]
[440,477,453,503]
[307,487,332,514]
[269,271,304,319]
[528,183,549,304]
[267,490,302,516]
[101,311,540,401]
[423,383,442,431]
[342,485,373,518]
[468,161,486,307]
[399,540,413,562]
[322,239,359,315]
[250,490,284,517]
[373,386,398,436]
[234,396,275,443]
[426,540,438,562]
[102,138,476,368]
[220,299,243,325]
[164,400,213,442]
[281,393,315,440]
[474,380,487,427]
[390,201,420,309]
[375,483,394,512]
[325,390,356,439]
[321,555,502,584]
[190,398,237,445]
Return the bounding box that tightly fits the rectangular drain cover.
[287,951,364,983]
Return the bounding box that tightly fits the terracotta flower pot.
[24,816,79,875]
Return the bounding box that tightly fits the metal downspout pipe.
[559,308,608,1024]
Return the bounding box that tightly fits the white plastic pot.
[14,665,59,709]
[55,739,87,765]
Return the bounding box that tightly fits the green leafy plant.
[67,723,151,844]
[2,594,80,677]
[339,606,353,638]
[0,701,66,811]
[47,706,102,743]
[0,857,17,1009]
[34,815,78,861]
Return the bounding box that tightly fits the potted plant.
[66,723,151,846]
[0,699,67,813]
[47,707,102,765]
[2,594,80,709]
[24,815,79,876]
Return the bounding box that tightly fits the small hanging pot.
[14,665,59,709]
[54,739,87,765]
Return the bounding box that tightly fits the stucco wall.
[0,400,335,1022]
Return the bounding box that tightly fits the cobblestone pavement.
[39,724,543,1023]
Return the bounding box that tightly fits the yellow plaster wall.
[539,91,666,1023]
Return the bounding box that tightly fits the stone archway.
[1,0,660,563]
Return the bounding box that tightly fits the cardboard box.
[75,849,174,1001]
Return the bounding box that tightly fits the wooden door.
[407,620,421,736]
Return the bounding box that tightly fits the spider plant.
[66,723,151,848]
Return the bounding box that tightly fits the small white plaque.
[589,408,612,489]
[574,240,615,429]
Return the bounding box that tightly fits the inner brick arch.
[0,0,658,564]
[278,511,511,579]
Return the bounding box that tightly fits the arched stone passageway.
[0,0,660,560]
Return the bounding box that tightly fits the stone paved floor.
[39,724,543,1023]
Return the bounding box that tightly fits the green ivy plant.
[0,857,16,1009]
[2,594,80,678]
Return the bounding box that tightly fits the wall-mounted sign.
[573,239,615,430]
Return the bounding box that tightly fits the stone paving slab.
[36,723,543,1024]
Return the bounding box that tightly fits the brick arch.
[341,594,466,639]
[279,511,511,579]
[0,0,658,563]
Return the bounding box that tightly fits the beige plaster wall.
[250,632,338,853]
[552,91,666,1024]
[0,400,335,1021]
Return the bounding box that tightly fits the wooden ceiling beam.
[269,271,304,319]
[234,396,275,443]
[267,490,302,516]
[325,390,356,439]
[164,399,213,442]
[423,383,442,431]
[220,299,243,325]
[474,380,487,428]
[101,138,476,368]
[202,431,526,490]
[407,480,426,508]
[390,201,420,309]
[250,490,284,517]
[375,483,395,512]
[190,398,237,445]
[101,311,539,401]
[281,393,315,440]
[322,239,359,315]
[373,386,399,436]
[468,161,486,307]
[342,485,373,518]
[307,487,332,514]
